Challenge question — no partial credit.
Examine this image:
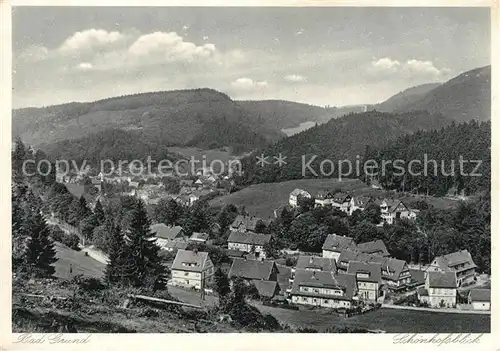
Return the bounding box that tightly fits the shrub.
[62,234,80,251]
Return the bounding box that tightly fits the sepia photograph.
[7,4,492,336]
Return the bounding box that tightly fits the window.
[184,272,189,276]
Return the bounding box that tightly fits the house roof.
[290,188,311,197]
[225,249,247,258]
[165,240,189,251]
[65,183,86,199]
[322,234,356,252]
[356,239,390,256]
[332,192,350,203]
[228,231,271,246]
[228,258,276,280]
[252,280,278,298]
[351,196,373,207]
[230,215,263,232]
[388,200,409,213]
[417,287,429,296]
[190,232,209,241]
[171,249,210,273]
[150,223,183,240]
[337,249,407,282]
[469,288,491,302]
[409,269,426,286]
[276,264,292,293]
[427,271,457,288]
[433,250,477,272]
[180,179,194,186]
[347,261,382,283]
[296,255,337,273]
[290,270,356,300]
[315,190,333,200]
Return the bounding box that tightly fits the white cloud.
[284,74,306,82]
[59,29,125,53]
[77,62,93,71]
[372,57,401,71]
[128,31,216,61]
[18,45,49,61]
[231,77,268,89]
[370,57,451,79]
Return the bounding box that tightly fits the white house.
[468,289,491,311]
[150,223,184,251]
[171,249,214,289]
[347,261,382,301]
[418,271,457,308]
[426,250,477,286]
[227,231,271,259]
[289,188,312,207]
[321,234,356,261]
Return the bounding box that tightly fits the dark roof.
[469,288,491,302]
[322,234,356,252]
[225,249,247,258]
[151,223,183,240]
[427,271,457,288]
[171,249,210,273]
[337,249,407,282]
[230,215,264,232]
[347,261,382,283]
[351,196,373,207]
[290,270,356,300]
[276,264,292,293]
[228,231,271,246]
[252,280,278,298]
[409,269,426,286]
[165,240,189,251]
[296,255,337,273]
[356,240,390,256]
[228,258,276,280]
[315,190,334,199]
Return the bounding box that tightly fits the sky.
[12,7,490,109]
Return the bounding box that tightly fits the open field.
[210,178,459,219]
[254,303,491,333]
[53,242,105,279]
[168,146,238,164]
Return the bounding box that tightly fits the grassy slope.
[210,178,459,219]
[53,242,105,279]
[254,303,490,333]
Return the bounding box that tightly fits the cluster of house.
[165,221,489,311]
[289,189,419,225]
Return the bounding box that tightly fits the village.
[55,163,491,318]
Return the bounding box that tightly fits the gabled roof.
[347,261,382,283]
[427,271,457,289]
[388,200,409,213]
[290,270,356,300]
[172,249,210,273]
[351,196,373,207]
[180,179,194,186]
[150,223,183,240]
[409,269,426,286]
[65,183,86,199]
[252,280,278,298]
[228,231,271,246]
[469,288,491,302]
[332,192,350,203]
[290,188,311,197]
[228,258,276,280]
[296,255,337,273]
[230,215,263,232]
[433,250,477,271]
[356,239,390,256]
[322,234,356,252]
[225,249,247,258]
[164,239,189,251]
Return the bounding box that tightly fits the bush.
[72,275,105,293]
[49,226,65,243]
[62,234,80,251]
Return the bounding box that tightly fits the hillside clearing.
[53,242,105,279]
[210,178,459,219]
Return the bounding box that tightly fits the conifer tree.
[104,220,130,284]
[23,211,57,277]
[214,267,231,297]
[124,200,164,287]
[12,137,26,183]
[94,199,105,225]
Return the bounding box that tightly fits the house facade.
[289,270,357,308]
[378,199,417,225]
[314,191,335,207]
[151,223,184,251]
[427,250,477,286]
[322,234,356,262]
[348,196,373,215]
[418,271,457,308]
[171,249,215,289]
[230,215,264,233]
[347,261,382,301]
[468,289,491,311]
[227,231,271,259]
[289,188,312,207]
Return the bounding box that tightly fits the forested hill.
[366,120,490,197]
[395,65,491,122]
[239,110,451,184]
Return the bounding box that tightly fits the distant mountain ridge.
[374,83,442,112]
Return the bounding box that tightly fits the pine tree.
[125,200,164,287]
[12,137,26,183]
[23,211,57,277]
[214,267,230,297]
[104,220,130,284]
[94,200,105,225]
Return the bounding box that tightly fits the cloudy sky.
[13,7,490,108]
